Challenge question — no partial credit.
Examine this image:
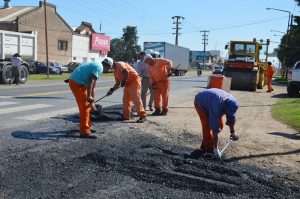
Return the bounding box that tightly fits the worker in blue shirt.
[69,61,103,139]
[194,88,239,158]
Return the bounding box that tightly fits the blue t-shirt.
[194,88,238,133]
[70,62,103,86]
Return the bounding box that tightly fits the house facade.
[0,1,73,64]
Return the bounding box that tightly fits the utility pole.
[44,0,49,77]
[200,30,209,69]
[99,20,102,33]
[172,16,184,45]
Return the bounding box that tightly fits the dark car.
[31,61,60,74]
[64,62,80,72]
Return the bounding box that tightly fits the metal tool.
[220,139,233,156]
[94,94,108,104]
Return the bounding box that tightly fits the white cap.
[102,57,113,67]
[143,54,153,62]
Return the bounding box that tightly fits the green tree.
[275,0,300,70]
[108,26,141,63]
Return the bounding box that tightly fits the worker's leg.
[69,80,91,135]
[159,78,170,113]
[141,78,148,109]
[148,83,154,110]
[266,77,272,92]
[154,82,162,110]
[194,101,214,152]
[128,78,147,119]
[123,86,133,120]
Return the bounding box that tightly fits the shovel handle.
[94,95,107,104]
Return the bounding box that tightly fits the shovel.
[90,95,108,117]
[219,139,233,156]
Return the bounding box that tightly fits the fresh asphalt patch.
[0,106,299,198]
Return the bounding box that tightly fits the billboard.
[90,33,110,53]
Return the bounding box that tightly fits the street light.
[273,34,283,37]
[266,8,291,33]
[270,30,285,34]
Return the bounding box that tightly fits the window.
[58,40,68,50]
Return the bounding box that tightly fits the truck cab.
[287,61,300,97]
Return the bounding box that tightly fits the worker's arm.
[120,69,128,87]
[87,74,97,103]
[229,124,239,140]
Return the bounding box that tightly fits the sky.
[9,0,300,56]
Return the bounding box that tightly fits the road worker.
[135,51,154,111]
[194,88,239,158]
[68,62,103,139]
[11,53,22,85]
[266,61,275,92]
[103,57,147,123]
[143,54,172,116]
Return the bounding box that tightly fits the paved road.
[0,71,208,129]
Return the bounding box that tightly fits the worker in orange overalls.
[143,54,172,116]
[69,62,103,139]
[194,88,239,158]
[103,57,147,123]
[266,61,275,92]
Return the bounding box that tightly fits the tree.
[108,26,141,63]
[275,0,300,70]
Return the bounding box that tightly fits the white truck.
[287,61,300,97]
[0,30,37,84]
[144,42,189,76]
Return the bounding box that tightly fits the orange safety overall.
[69,79,91,135]
[266,65,275,92]
[114,62,147,120]
[148,58,172,111]
[194,101,224,152]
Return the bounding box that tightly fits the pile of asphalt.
[0,107,299,198]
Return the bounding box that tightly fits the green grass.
[272,98,300,131]
[273,75,288,85]
[28,72,113,81]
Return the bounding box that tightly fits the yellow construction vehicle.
[223,39,269,91]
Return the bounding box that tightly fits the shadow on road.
[268,132,300,140]
[224,149,300,163]
[11,130,78,140]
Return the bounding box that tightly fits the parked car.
[33,61,60,74]
[64,62,80,72]
[287,61,300,97]
[212,65,224,74]
[45,62,68,73]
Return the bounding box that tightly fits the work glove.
[151,83,157,90]
[120,80,127,87]
[87,96,94,104]
[230,133,239,141]
[107,88,114,96]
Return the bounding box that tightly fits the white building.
[71,22,110,63]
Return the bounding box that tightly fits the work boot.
[149,106,153,111]
[151,109,161,116]
[79,133,97,139]
[160,110,168,116]
[90,129,96,134]
[136,116,146,123]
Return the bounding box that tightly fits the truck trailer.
[0,30,37,84]
[144,42,189,76]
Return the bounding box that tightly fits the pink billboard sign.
[90,33,110,52]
